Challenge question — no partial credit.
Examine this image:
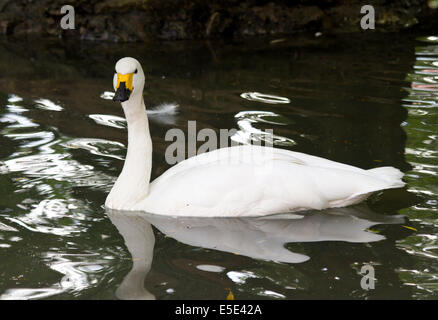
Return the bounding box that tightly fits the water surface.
[0,33,436,299]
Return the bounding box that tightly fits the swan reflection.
[106,206,404,299]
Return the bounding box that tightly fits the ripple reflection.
[232,110,296,146]
[240,92,291,104]
[397,37,438,295]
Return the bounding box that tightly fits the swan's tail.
[367,166,405,187]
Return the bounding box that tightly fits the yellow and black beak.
[113,73,134,102]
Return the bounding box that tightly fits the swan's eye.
[135,69,138,74]
[114,70,117,74]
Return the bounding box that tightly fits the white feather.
[147,102,179,115]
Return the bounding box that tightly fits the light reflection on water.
[232,110,296,146]
[34,99,63,112]
[89,114,126,129]
[0,34,436,299]
[240,92,291,104]
[395,37,438,297]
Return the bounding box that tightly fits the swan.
[105,57,405,217]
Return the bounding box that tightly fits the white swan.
[105,57,405,217]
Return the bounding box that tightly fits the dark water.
[0,32,436,299]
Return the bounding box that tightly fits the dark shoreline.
[1,0,437,42]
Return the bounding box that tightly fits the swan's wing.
[152,145,334,182]
[153,145,400,186]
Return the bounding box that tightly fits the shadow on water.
[0,32,436,299]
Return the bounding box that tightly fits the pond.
[0,32,436,299]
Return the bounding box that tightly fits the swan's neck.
[107,94,152,207]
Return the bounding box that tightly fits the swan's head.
[113,57,145,103]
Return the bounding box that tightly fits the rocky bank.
[0,0,437,41]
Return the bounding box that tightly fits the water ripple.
[7,94,24,103]
[34,98,63,112]
[240,92,291,104]
[89,114,126,129]
[2,153,114,190]
[64,138,125,160]
[100,91,115,100]
[397,38,438,294]
[231,111,295,146]
[7,199,90,236]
